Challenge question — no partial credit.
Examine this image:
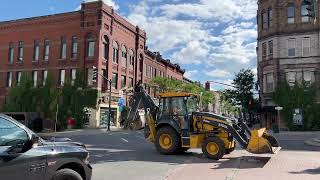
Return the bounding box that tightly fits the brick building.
[257,0,320,129]
[0,1,185,128]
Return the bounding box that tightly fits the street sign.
[293,108,303,125]
[118,98,124,112]
[275,106,283,111]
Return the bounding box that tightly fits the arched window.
[129,49,134,69]
[87,34,95,57]
[103,35,109,60]
[301,1,310,22]
[268,7,272,28]
[262,10,267,30]
[139,54,143,73]
[287,3,295,24]
[112,41,119,63]
[121,46,127,67]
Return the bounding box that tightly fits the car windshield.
[0,117,29,146]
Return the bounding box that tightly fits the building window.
[265,73,274,92]
[87,68,93,86]
[262,42,267,59]
[32,71,38,87]
[42,70,48,86]
[8,43,14,64]
[302,37,311,56]
[16,71,21,86]
[87,36,95,58]
[268,8,273,28]
[6,72,12,87]
[112,73,118,89]
[304,71,315,83]
[60,37,67,59]
[129,50,134,69]
[268,40,273,56]
[103,35,109,60]
[139,54,144,73]
[59,69,65,86]
[18,41,24,62]
[113,41,119,63]
[301,1,310,22]
[286,72,296,86]
[122,46,127,67]
[33,40,40,61]
[121,75,126,88]
[71,36,78,58]
[44,40,50,61]
[262,11,267,30]
[129,77,134,87]
[287,4,295,24]
[288,38,296,57]
[70,69,77,85]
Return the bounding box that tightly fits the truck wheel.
[202,137,225,160]
[51,169,83,180]
[155,126,180,154]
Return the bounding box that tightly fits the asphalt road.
[49,129,320,180]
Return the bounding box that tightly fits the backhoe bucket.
[246,128,281,154]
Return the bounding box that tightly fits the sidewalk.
[164,149,320,180]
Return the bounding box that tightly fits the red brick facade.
[0,1,185,108]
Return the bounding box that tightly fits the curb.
[304,137,320,147]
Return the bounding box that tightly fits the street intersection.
[47,129,320,180]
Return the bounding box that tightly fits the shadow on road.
[210,156,271,170]
[290,167,320,175]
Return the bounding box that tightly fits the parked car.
[0,114,92,180]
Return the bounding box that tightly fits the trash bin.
[67,118,76,129]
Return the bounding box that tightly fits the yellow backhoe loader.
[126,85,281,160]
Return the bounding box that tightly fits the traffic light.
[205,81,210,91]
[92,66,98,83]
[304,0,317,18]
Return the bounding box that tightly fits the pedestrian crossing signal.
[92,66,98,83]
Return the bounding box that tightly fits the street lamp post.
[92,66,112,131]
[275,106,283,133]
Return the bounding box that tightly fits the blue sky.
[0,0,258,90]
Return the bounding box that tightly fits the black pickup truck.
[0,114,92,180]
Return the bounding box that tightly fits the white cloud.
[206,69,231,78]
[126,0,257,84]
[184,70,198,79]
[76,0,119,10]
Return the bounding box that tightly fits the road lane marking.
[121,138,129,143]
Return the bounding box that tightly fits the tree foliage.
[3,70,98,130]
[272,81,320,131]
[223,69,256,112]
[150,77,214,108]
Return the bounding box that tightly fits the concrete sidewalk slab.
[164,150,320,180]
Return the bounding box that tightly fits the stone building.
[257,0,320,129]
[0,1,185,128]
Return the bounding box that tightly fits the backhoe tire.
[202,137,225,160]
[155,126,180,155]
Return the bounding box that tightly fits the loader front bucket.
[246,128,281,154]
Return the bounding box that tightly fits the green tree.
[273,81,320,131]
[223,69,256,113]
[150,77,214,108]
[3,72,37,112]
[58,70,98,129]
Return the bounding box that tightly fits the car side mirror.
[31,134,40,145]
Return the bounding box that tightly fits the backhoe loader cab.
[128,85,281,160]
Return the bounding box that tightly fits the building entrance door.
[100,107,117,127]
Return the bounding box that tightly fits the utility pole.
[92,66,112,131]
